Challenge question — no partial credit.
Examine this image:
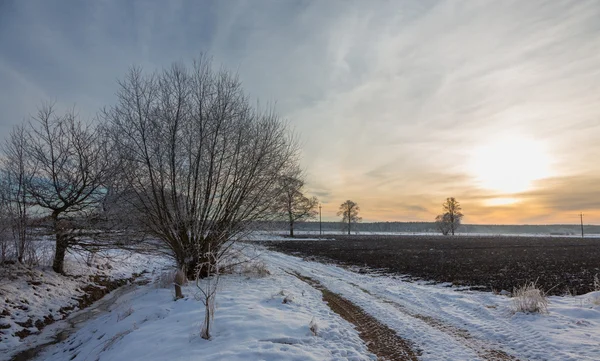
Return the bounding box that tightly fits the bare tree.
[435,213,451,236]
[103,57,299,280]
[0,184,12,263]
[21,104,112,273]
[275,170,318,237]
[195,242,221,340]
[2,125,34,264]
[337,200,361,235]
[435,197,463,236]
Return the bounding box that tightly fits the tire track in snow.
[268,250,521,361]
[290,271,420,361]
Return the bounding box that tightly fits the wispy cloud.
[1,0,599,224]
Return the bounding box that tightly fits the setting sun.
[469,136,553,194]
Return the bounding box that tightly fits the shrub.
[512,282,548,314]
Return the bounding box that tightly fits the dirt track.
[291,271,419,361]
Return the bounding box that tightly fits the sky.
[1,0,600,224]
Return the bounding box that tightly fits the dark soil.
[264,235,600,296]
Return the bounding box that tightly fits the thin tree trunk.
[289,221,294,237]
[348,214,351,235]
[52,234,68,273]
[174,269,185,299]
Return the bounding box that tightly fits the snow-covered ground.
[24,254,375,361]
[266,250,600,360]
[3,244,600,361]
[0,245,170,357]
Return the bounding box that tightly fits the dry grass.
[239,260,270,278]
[117,306,134,322]
[587,274,600,306]
[309,317,319,336]
[512,282,548,314]
[101,329,133,352]
[155,270,177,289]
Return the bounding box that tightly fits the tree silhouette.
[337,200,361,235]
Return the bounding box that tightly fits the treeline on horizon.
[262,221,600,235]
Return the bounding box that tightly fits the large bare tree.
[103,57,299,279]
[275,170,318,237]
[435,197,463,236]
[338,200,361,235]
[20,104,112,273]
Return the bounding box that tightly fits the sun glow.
[485,197,519,206]
[469,136,552,194]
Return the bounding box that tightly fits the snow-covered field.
[2,243,600,361]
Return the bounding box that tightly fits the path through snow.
[266,249,600,361]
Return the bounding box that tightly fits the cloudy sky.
[1,0,600,224]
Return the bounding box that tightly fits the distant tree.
[338,200,361,235]
[275,172,318,237]
[435,213,451,236]
[435,197,463,236]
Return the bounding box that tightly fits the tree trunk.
[185,258,198,280]
[289,221,294,237]
[174,269,186,299]
[51,212,69,273]
[201,302,211,339]
[348,216,351,235]
[52,233,68,273]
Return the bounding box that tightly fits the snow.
[0,245,170,356]
[266,249,600,361]
[3,244,600,361]
[30,264,375,361]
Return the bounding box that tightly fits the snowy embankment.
[0,246,170,358]
[4,243,600,361]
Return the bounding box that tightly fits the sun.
[468,136,552,194]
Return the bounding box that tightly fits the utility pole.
[580,212,584,238]
[319,204,322,237]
